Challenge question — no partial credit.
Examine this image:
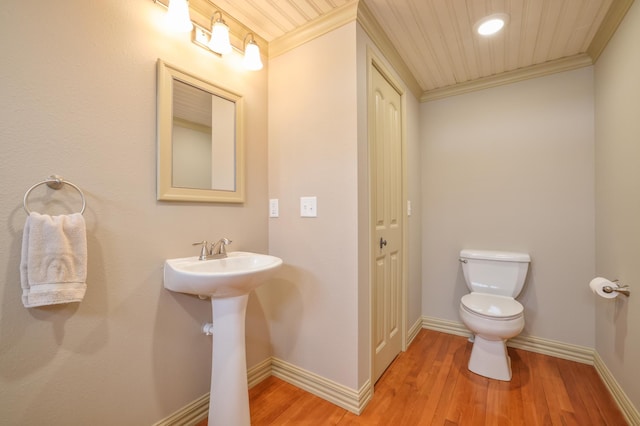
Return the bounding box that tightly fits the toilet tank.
[459,249,531,297]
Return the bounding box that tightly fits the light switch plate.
[300,196,317,217]
[269,199,279,217]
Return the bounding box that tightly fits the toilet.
[458,249,531,381]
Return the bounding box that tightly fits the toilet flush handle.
[458,258,468,263]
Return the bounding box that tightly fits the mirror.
[157,59,244,203]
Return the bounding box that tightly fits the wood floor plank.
[539,355,569,424]
[520,348,552,425]
[427,344,466,424]
[575,360,628,425]
[554,357,597,425]
[196,329,627,425]
[503,349,525,424]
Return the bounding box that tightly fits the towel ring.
[23,175,86,215]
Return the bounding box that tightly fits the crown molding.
[587,0,635,62]
[268,0,423,100]
[356,2,423,100]
[172,0,634,103]
[421,54,594,102]
[268,1,359,59]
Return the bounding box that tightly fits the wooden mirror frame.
[156,59,245,203]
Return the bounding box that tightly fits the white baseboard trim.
[422,316,471,339]
[152,357,276,426]
[247,356,272,389]
[271,357,371,415]
[594,351,640,425]
[407,316,423,347]
[422,316,594,364]
[508,334,594,365]
[422,315,639,425]
[152,393,208,426]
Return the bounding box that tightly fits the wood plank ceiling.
[204,0,631,98]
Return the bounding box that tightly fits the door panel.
[371,65,403,383]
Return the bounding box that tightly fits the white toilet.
[458,249,531,381]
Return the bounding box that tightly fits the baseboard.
[152,393,208,426]
[594,352,640,425]
[508,333,594,364]
[422,316,594,364]
[271,357,371,415]
[422,316,472,339]
[152,358,276,426]
[247,356,272,389]
[407,316,423,347]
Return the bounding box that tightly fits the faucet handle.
[220,238,231,254]
[192,241,209,260]
[211,238,232,256]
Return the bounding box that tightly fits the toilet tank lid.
[460,249,530,262]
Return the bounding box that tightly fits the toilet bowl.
[458,250,530,381]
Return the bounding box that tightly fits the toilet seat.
[460,293,523,320]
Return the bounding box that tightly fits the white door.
[370,64,403,382]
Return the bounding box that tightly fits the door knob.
[380,237,387,249]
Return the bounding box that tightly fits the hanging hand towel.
[20,212,87,308]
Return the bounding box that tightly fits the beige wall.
[267,23,361,389]
[594,0,640,409]
[266,20,422,392]
[0,1,269,424]
[421,67,596,347]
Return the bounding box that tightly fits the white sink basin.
[163,250,283,425]
[164,251,283,298]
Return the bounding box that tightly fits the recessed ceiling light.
[475,13,509,36]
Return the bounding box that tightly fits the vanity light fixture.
[242,34,263,71]
[475,13,509,37]
[208,11,232,55]
[164,0,193,33]
[153,0,263,71]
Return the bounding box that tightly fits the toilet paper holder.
[603,280,631,297]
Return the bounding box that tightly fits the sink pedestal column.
[208,294,250,426]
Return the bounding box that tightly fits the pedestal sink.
[164,251,282,426]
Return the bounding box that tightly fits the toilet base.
[468,335,512,381]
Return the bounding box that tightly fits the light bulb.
[475,13,509,37]
[165,0,193,33]
[243,41,263,70]
[477,18,504,35]
[209,20,232,54]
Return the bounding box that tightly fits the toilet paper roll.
[590,277,618,299]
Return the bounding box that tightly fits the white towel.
[20,212,87,308]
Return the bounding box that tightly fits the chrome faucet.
[210,238,231,257]
[192,238,232,260]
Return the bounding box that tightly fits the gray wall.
[421,67,596,347]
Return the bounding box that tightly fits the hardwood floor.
[198,329,628,425]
